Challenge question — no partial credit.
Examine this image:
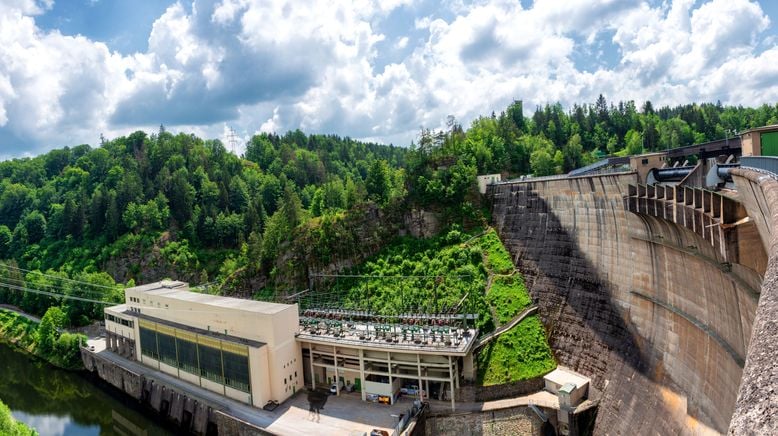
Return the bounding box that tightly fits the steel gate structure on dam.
[487,165,777,434]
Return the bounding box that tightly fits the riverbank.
[0,308,85,370]
[0,398,37,435]
[0,341,172,435]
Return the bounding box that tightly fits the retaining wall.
[457,377,546,403]
[425,406,545,436]
[81,349,270,435]
[488,172,765,434]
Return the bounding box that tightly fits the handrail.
[741,156,778,175]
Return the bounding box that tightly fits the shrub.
[0,400,37,435]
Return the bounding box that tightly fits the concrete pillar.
[462,352,476,382]
[309,343,316,390]
[359,349,366,401]
[388,352,394,405]
[448,356,455,411]
[417,354,424,402]
[454,359,459,389]
[333,345,340,396]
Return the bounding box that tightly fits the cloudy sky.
[1,0,778,159]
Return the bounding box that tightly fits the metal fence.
[741,156,778,176]
[390,400,426,436]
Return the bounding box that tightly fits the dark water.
[0,343,173,436]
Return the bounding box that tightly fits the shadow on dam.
[491,179,697,434]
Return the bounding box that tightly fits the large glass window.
[198,344,223,384]
[157,332,177,367]
[177,337,198,375]
[223,351,250,392]
[138,321,251,393]
[139,327,158,360]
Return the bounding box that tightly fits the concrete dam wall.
[488,171,768,434]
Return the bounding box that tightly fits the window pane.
[223,351,250,393]
[157,332,177,367]
[198,344,223,384]
[177,337,198,375]
[139,327,158,360]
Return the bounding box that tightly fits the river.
[0,343,172,435]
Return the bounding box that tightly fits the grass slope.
[477,315,557,385]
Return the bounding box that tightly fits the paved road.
[423,389,559,415]
[0,304,41,323]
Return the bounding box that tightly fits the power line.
[0,282,113,305]
[0,278,114,301]
[309,273,472,279]
[0,263,119,290]
[0,275,111,298]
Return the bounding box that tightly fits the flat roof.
[106,304,129,314]
[296,321,478,356]
[127,281,294,315]
[559,383,577,395]
[742,125,778,134]
[544,367,590,389]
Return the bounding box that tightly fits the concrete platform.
[85,338,412,435]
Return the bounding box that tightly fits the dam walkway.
[474,305,538,350]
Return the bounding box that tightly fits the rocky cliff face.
[271,203,404,294]
[102,232,201,285]
[489,172,763,434]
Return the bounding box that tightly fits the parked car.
[329,380,345,394]
[400,385,425,397]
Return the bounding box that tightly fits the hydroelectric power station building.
[103,280,479,412]
[104,281,303,408]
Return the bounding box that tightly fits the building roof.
[559,383,577,395]
[296,320,478,356]
[544,367,590,389]
[128,281,293,315]
[742,124,778,134]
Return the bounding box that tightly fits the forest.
[0,96,776,328]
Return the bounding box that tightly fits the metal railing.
[741,156,778,176]
[390,400,427,436]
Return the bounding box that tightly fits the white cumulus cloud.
[0,0,777,157]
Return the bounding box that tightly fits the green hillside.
[0,97,771,378]
[304,227,556,384]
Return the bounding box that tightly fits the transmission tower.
[227,127,239,155]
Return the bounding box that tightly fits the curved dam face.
[488,172,768,434]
